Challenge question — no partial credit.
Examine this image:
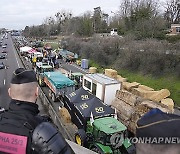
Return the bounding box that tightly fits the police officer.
[0,68,74,154]
[136,108,180,154]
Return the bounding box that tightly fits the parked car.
[0,62,5,69]
[2,45,7,48]
[2,50,7,53]
[0,54,6,59]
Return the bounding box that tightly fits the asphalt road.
[0,34,24,109]
[58,59,88,74]
[0,34,46,114]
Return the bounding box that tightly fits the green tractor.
[64,88,135,154]
[34,62,54,86]
[75,117,133,154]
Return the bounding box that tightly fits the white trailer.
[82,73,121,105]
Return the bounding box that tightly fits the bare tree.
[164,0,180,24]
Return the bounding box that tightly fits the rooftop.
[94,117,127,134]
[85,73,119,85]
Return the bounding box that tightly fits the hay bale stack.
[117,75,127,82]
[161,98,174,112]
[89,67,97,73]
[111,89,172,135]
[115,90,138,106]
[105,69,117,79]
[59,107,72,123]
[112,98,134,121]
[122,82,140,91]
[131,88,170,102]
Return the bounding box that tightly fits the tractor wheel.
[75,129,86,146]
[36,74,39,81]
[51,92,57,102]
[48,90,52,98]
[39,76,44,87]
[91,145,104,154]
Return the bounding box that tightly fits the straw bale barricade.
[111,90,173,134]
[98,68,175,134]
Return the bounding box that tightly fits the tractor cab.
[89,117,132,153]
[69,72,83,89]
[34,64,54,86]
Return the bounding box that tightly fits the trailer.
[64,88,134,154]
[82,73,121,105]
[44,71,75,102]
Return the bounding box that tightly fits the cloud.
[0,0,121,29]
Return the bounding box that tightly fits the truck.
[59,49,78,62]
[64,87,134,154]
[82,73,121,105]
[34,62,54,86]
[43,71,75,102]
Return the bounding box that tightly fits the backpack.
[0,111,48,154]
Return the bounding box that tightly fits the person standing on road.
[0,68,74,154]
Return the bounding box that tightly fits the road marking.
[3,79,6,85]
[13,42,20,67]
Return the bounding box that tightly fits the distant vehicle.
[2,45,7,48]
[59,49,78,62]
[0,54,6,59]
[2,50,7,53]
[110,28,118,35]
[0,62,5,69]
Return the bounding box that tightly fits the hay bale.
[122,82,140,91]
[161,98,174,112]
[59,107,72,123]
[141,100,171,113]
[105,69,117,79]
[131,87,148,97]
[128,122,136,135]
[138,85,154,91]
[117,75,127,82]
[131,88,170,102]
[89,67,97,73]
[111,98,134,120]
[149,89,170,102]
[115,90,138,106]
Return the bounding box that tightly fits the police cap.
[136,108,180,143]
[11,68,37,84]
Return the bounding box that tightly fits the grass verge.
[119,70,180,106]
[89,60,180,106]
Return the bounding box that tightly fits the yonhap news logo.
[129,137,180,144]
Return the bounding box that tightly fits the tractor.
[64,88,135,154]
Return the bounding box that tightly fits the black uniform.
[0,68,74,154]
[0,99,73,154]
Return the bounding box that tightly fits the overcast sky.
[0,0,165,30]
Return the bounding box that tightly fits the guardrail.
[12,37,96,154]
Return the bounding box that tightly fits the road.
[58,59,89,74]
[0,34,46,114]
[0,34,23,109]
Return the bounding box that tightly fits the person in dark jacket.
[136,108,180,154]
[0,68,74,154]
